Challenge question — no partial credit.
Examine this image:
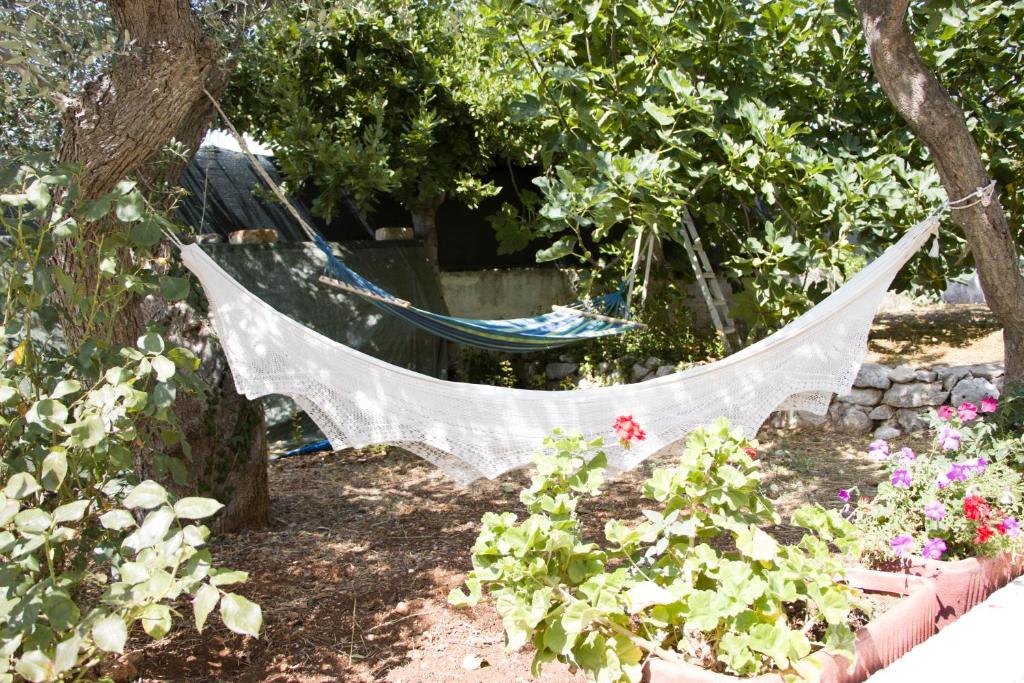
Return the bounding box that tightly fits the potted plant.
[450,418,936,683]
[847,396,1024,629]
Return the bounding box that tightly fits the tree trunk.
[411,199,443,271]
[855,0,1024,385]
[56,0,270,531]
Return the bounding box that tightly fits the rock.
[835,405,873,435]
[794,410,829,429]
[558,353,574,363]
[631,363,652,382]
[969,362,1004,380]
[545,362,578,380]
[882,382,948,408]
[951,376,1000,407]
[914,370,937,382]
[874,423,902,440]
[462,654,488,670]
[868,405,895,420]
[837,387,883,406]
[644,356,664,369]
[394,601,410,614]
[228,228,277,244]
[896,408,929,434]
[655,365,676,378]
[889,364,917,383]
[595,361,614,375]
[936,365,972,391]
[855,363,893,390]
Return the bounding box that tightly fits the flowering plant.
[852,398,1024,563]
[452,417,865,682]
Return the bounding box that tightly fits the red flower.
[744,447,757,459]
[613,415,646,447]
[963,495,991,522]
[996,519,1010,536]
[974,526,995,544]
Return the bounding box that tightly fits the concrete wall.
[440,267,729,325]
[439,268,576,318]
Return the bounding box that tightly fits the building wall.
[439,268,576,318]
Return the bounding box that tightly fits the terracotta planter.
[900,552,1024,630]
[644,569,936,683]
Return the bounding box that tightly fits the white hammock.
[179,216,938,484]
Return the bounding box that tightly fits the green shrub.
[450,419,864,682]
[0,164,260,682]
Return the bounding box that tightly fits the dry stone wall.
[537,357,1004,439]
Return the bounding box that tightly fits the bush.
[851,398,1024,564]
[450,418,864,682]
[0,164,260,682]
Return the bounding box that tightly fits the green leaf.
[53,499,89,523]
[152,355,176,382]
[25,179,50,209]
[26,398,68,429]
[53,635,81,674]
[209,569,249,587]
[5,472,41,499]
[122,505,175,551]
[193,583,220,633]
[158,276,190,302]
[14,650,53,683]
[99,509,136,530]
[43,592,80,631]
[130,218,163,248]
[124,480,168,509]
[136,333,165,355]
[14,508,50,533]
[736,524,779,562]
[220,593,262,637]
[536,236,576,262]
[642,101,675,126]
[51,380,81,399]
[68,415,105,448]
[115,191,145,222]
[174,497,224,520]
[93,614,128,653]
[40,451,68,491]
[140,603,172,639]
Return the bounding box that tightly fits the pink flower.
[867,439,890,461]
[898,447,916,463]
[613,415,646,448]
[890,469,912,488]
[997,517,1020,537]
[838,488,851,503]
[946,462,969,482]
[891,534,915,557]
[935,473,951,490]
[924,501,946,521]
[981,396,998,413]
[958,402,978,422]
[937,405,954,421]
[938,425,961,451]
[921,538,947,560]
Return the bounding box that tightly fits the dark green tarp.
[202,240,449,379]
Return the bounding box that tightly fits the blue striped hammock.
[312,235,641,353]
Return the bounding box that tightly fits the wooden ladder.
[676,208,738,353]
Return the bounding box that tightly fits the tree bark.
[56,0,270,531]
[855,0,1024,385]
[410,194,445,271]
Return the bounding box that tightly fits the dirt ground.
[136,304,998,682]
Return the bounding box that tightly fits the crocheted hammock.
[179,213,940,484]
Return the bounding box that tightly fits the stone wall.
[535,356,1004,438]
[770,361,1004,438]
